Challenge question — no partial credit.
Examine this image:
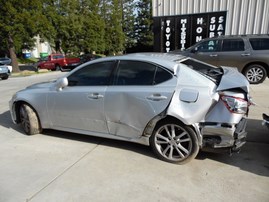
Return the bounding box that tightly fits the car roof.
[201,34,269,40]
[96,53,187,72]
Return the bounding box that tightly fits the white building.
[31,36,52,58]
[152,0,269,52]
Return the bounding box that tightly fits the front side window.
[221,39,245,51]
[249,38,269,50]
[195,40,219,52]
[67,61,115,86]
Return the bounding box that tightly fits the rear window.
[249,38,269,50]
[53,55,64,59]
[181,59,223,84]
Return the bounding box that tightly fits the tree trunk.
[8,34,20,73]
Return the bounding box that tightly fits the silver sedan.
[9,53,251,164]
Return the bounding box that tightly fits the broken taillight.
[220,95,249,114]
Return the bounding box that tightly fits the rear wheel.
[243,64,267,84]
[150,120,199,164]
[19,104,42,135]
[55,64,61,71]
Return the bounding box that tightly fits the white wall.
[152,0,269,35]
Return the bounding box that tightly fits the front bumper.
[200,118,247,152]
[0,72,9,77]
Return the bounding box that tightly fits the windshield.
[180,58,223,84]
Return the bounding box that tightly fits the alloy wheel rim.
[247,67,264,83]
[154,124,192,161]
[20,107,30,133]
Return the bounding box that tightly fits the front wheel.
[1,75,8,80]
[243,64,267,84]
[19,104,42,135]
[150,120,199,164]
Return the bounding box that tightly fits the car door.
[47,61,116,133]
[43,55,57,69]
[216,38,250,70]
[188,39,221,66]
[104,60,176,138]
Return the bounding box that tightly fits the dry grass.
[11,69,49,77]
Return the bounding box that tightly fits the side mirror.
[55,77,68,91]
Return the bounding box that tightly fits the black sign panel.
[153,12,227,52]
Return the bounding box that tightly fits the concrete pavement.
[0,72,268,202]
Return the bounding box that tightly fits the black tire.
[1,75,8,80]
[19,104,42,135]
[55,64,61,71]
[243,64,267,84]
[150,120,199,164]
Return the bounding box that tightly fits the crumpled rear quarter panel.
[167,64,218,125]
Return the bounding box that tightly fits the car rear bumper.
[62,63,80,70]
[200,118,247,152]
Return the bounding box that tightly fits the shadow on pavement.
[0,110,16,129]
[1,110,268,176]
[42,129,154,159]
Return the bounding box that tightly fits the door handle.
[241,53,250,56]
[88,93,104,99]
[209,54,218,57]
[146,94,167,101]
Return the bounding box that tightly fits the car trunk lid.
[217,66,249,93]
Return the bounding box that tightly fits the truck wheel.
[150,120,199,164]
[55,64,61,71]
[1,75,9,80]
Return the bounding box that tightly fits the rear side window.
[113,60,172,86]
[154,67,173,85]
[249,38,269,50]
[221,39,245,51]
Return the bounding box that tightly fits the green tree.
[100,0,125,55]
[0,0,53,72]
[121,0,137,52]
[135,0,153,51]
[78,0,106,54]
[42,0,106,55]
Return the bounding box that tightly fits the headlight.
[220,95,249,114]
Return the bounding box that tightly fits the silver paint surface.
[10,53,250,148]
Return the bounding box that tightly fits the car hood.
[217,66,249,93]
[26,80,56,89]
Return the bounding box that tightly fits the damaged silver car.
[9,53,251,164]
